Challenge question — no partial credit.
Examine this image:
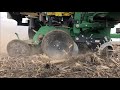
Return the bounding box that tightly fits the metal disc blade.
[41,30,74,59]
[7,39,31,57]
[72,42,79,56]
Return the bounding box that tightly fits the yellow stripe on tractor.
[62,12,74,16]
[47,12,74,16]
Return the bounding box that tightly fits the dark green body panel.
[33,26,69,44]
[32,12,120,45]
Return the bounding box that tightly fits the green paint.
[33,26,69,44]
[73,12,81,34]
[33,26,55,44]
[110,34,120,38]
[31,12,120,45]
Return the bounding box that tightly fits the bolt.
[56,44,59,47]
[76,37,79,40]
[76,24,79,27]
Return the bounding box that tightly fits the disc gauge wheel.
[7,39,31,57]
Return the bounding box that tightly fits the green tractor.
[7,12,120,59]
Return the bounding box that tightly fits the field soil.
[0,45,119,78]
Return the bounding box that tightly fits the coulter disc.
[41,30,74,59]
[7,39,31,57]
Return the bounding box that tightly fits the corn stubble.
[0,45,119,78]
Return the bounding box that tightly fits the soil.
[0,45,119,78]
